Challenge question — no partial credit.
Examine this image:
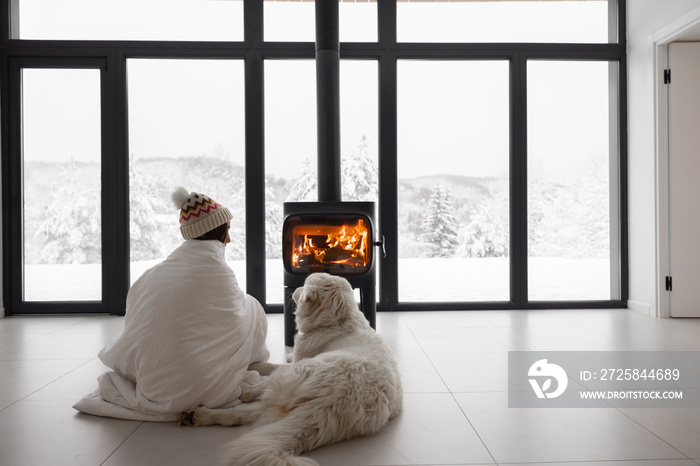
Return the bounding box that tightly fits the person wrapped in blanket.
[74,187,270,422]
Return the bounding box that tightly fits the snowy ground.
[23,257,610,303]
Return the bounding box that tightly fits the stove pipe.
[315,0,342,203]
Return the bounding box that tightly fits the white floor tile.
[400,310,495,329]
[429,351,510,392]
[375,311,408,329]
[0,399,16,411]
[454,392,687,464]
[619,402,700,458]
[411,326,530,355]
[0,316,88,353]
[595,324,700,351]
[305,393,495,465]
[378,327,425,355]
[565,309,673,327]
[499,324,637,351]
[479,309,582,328]
[0,332,114,360]
[0,316,90,336]
[0,400,140,466]
[25,358,110,401]
[394,350,449,393]
[102,421,246,466]
[55,316,124,338]
[0,359,89,400]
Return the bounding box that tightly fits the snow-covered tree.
[286,134,378,202]
[528,155,609,259]
[418,185,461,258]
[225,183,246,261]
[286,156,317,202]
[129,156,165,261]
[265,183,284,259]
[342,134,378,202]
[462,205,508,257]
[35,160,101,264]
[462,177,508,258]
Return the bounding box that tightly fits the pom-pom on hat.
[171,187,233,240]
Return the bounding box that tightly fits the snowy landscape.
[23,139,611,303]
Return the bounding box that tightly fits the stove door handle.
[374,235,386,259]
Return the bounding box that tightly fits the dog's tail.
[224,415,320,466]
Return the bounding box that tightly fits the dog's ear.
[294,281,320,307]
[292,286,306,305]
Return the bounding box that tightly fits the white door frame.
[652,6,700,318]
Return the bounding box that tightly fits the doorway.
[654,12,700,318]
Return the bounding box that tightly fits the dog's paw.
[177,410,196,426]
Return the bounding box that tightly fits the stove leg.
[283,286,297,347]
[359,286,377,330]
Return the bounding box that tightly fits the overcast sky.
[20,1,609,180]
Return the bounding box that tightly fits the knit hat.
[171,187,233,240]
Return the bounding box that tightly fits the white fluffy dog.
[178,273,403,466]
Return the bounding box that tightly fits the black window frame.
[0,0,627,315]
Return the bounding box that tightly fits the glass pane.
[264,60,377,304]
[398,61,510,302]
[264,0,377,42]
[22,69,102,301]
[265,60,317,304]
[527,61,611,301]
[398,1,609,44]
[19,0,243,41]
[128,59,246,288]
[341,61,379,304]
[340,61,379,206]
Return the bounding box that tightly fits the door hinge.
[665,276,673,291]
[664,69,671,84]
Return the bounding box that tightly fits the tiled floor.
[1,309,700,466]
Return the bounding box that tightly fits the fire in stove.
[291,219,369,270]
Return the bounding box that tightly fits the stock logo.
[528,359,568,399]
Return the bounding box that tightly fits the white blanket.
[74,240,270,421]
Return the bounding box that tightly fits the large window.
[2,1,627,315]
[127,59,247,287]
[21,68,102,302]
[397,60,510,303]
[527,61,615,301]
[397,1,610,43]
[18,0,244,41]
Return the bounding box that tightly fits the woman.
[74,188,270,421]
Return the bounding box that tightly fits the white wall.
[626,0,700,316]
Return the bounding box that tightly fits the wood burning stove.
[282,1,381,346]
[283,202,379,346]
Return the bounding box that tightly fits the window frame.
[0,0,627,315]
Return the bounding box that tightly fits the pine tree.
[462,178,508,258]
[418,185,461,258]
[265,183,284,259]
[286,156,317,202]
[462,205,508,258]
[342,134,378,202]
